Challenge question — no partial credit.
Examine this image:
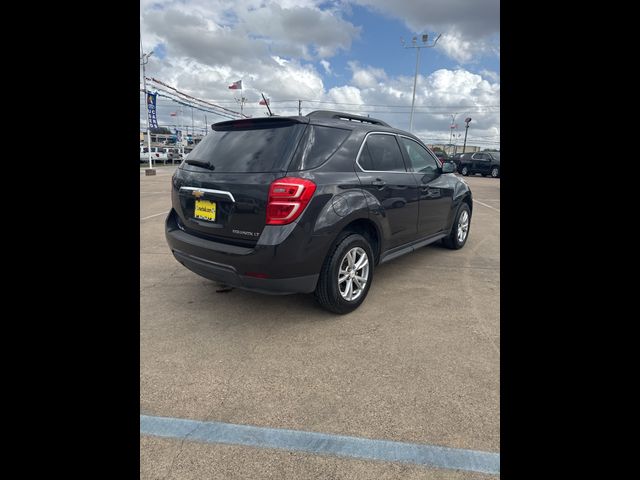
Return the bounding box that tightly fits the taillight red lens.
[266,177,316,225]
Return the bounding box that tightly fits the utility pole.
[462,117,472,153]
[298,99,302,116]
[401,33,441,132]
[180,105,184,157]
[140,49,155,174]
[448,113,458,155]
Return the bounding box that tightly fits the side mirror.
[442,161,456,174]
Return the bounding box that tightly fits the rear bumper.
[165,210,321,295]
[171,249,318,295]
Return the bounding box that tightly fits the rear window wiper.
[184,159,215,170]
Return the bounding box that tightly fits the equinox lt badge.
[232,229,260,237]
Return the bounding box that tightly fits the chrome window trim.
[179,186,236,202]
[354,131,411,174]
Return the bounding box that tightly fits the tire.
[461,166,469,176]
[490,166,500,178]
[314,233,374,314]
[442,203,471,250]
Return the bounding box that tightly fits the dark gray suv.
[166,111,473,313]
[458,152,500,178]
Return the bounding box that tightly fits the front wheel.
[490,166,500,178]
[315,233,374,314]
[442,203,471,250]
[461,166,469,176]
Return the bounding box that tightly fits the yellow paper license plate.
[194,199,216,221]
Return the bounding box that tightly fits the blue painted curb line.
[140,414,500,475]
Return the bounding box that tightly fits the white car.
[162,147,182,163]
[140,147,168,164]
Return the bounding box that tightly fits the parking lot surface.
[140,166,500,478]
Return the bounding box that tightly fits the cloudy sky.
[140,0,500,149]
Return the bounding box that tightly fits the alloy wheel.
[457,210,469,243]
[338,247,369,301]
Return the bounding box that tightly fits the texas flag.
[170,112,177,116]
[259,98,270,105]
[228,80,242,90]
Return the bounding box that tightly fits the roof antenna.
[261,93,273,116]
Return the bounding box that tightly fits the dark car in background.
[458,151,500,178]
[166,110,473,313]
[451,152,469,168]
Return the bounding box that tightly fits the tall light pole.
[402,33,441,132]
[140,50,155,173]
[462,117,472,153]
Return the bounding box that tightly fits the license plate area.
[194,199,216,222]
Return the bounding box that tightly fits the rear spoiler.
[212,116,309,131]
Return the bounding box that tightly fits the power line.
[198,98,500,108]
[140,89,237,120]
[145,77,244,118]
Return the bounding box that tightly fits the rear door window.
[358,134,407,172]
[288,125,350,171]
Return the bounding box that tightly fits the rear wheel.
[442,203,471,249]
[461,166,469,176]
[315,233,374,314]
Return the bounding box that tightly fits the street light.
[401,33,441,132]
[141,50,155,175]
[462,117,472,154]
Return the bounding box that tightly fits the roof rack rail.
[306,110,390,127]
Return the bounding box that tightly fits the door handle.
[372,179,386,188]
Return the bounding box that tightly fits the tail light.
[266,177,317,225]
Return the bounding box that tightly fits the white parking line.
[475,200,500,213]
[140,211,169,221]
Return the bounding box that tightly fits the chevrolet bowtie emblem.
[192,190,204,198]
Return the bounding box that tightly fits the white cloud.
[479,69,500,82]
[348,61,387,89]
[140,1,500,147]
[351,0,499,38]
[351,0,499,64]
[142,1,360,64]
[438,33,475,64]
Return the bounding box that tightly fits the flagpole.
[241,81,244,117]
[141,50,155,173]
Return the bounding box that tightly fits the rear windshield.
[183,122,305,173]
